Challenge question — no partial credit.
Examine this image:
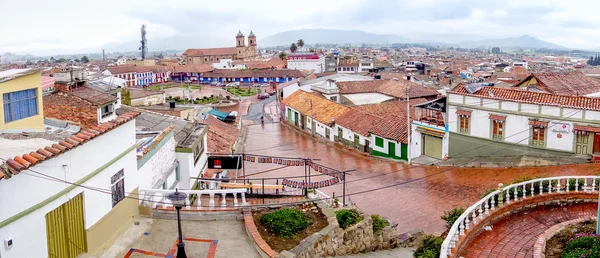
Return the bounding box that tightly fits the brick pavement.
[459,202,598,258]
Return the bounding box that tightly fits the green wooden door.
[354,134,360,148]
[287,109,292,122]
[389,142,396,158]
[294,112,299,127]
[338,127,343,142]
[576,133,590,154]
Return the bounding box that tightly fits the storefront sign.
[549,122,570,133]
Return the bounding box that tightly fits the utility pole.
[406,85,411,165]
[102,49,105,62]
[139,24,148,60]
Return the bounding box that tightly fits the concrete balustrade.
[139,188,248,210]
[440,176,600,258]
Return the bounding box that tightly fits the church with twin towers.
[182,30,258,65]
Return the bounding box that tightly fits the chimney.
[54,82,70,93]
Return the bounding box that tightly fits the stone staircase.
[336,247,415,258]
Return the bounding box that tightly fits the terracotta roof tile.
[0,112,140,181]
[22,154,38,165]
[183,47,237,57]
[337,79,439,99]
[451,84,600,111]
[282,90,351,126]
[14,156,31,168]
[204,116,239,154]
[516,71,600,95]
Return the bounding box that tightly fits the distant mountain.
[458,35,567,50]
[260,29,411,47]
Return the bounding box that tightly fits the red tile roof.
[516,71,600,95]
[183,47,237,57]
[0,112,140,181]
[353,98,428,117]
[67,87,118,106]
[204,116,239,154]
[337,79,439,99]
[451,84,600,111]
[282,90,350,126]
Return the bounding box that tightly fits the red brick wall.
[43,92,98,128]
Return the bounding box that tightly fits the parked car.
[252,83,261,87]
[260,83,269,87]
[231,81,240,86]
[210,81,221,86]
[257,93,270,99]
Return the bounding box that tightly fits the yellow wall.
[84,189,140,257]
[0,71,45,131]
[126,60,156,66]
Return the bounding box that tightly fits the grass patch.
[147,83,176,90]
[227,88,259,97]
[179,85,202,90]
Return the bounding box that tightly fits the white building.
[212,59,234,69]
[410,97,449,160]
[281,73,373,100]
[359,60,374,72]
[287,53,325,73]
[512,61,528,69]
[447,83,600,158]
[0,112,141,258]
[116,56,127,66]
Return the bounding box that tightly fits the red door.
[593,133,600,153]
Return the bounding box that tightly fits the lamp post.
[167,189,188,258]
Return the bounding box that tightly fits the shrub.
[562,234,600,258]
[226,95,231,100]
[259,208,310,238]
[335,209,361,229]
[371,214,390,232]
[167,96,173,99]
[211,94,215,98]
[195,97,200,101]
[441,207,465,228]
[174,96,181,100]
[414,235,443,258]
[203,96,208,100]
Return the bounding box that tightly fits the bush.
[441,207,465,228]
[226,95,231,100]
[195,97,200,101]
[562,234,600,258]
[371,214,390,232]
[335,209,361,229]
[174,96,181,100]
[211,94,214,98]
[414,235,443,258]
[259,208,310,238]
[167,96,173,100]
[203,96,208,100]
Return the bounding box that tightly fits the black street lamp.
[167,189,188,258]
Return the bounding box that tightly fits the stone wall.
[278,204,398,258]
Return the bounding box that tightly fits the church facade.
[183,31,258,65]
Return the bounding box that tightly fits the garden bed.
[545,220,597,258]
[252,204,328,252]
[227,88,259,97]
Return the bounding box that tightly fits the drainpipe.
[406,86,411,165]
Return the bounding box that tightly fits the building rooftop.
[128,88,164,100]
[282,90,350,126]
[515,71,600,96]
[118,107,205,149]
[0,112,139,180]
[0,69,39,83]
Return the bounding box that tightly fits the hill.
[457,35,566,50]
[260,29,411,47]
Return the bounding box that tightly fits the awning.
[456,109,472,116]
[208,108,232,121]
[573,125,600,134]
[529,119,549,127]
[489,114,506,121]
[416,126,446,138]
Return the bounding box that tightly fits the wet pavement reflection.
[241,123,600,234]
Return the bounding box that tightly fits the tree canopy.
[81,56,89,63]
[297,39,305,49]
[290,43,298,53]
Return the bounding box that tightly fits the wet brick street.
[242,122,600,234]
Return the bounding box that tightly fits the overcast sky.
[2,0,599,55]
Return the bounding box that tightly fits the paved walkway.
[102,218,260,258]
[337,248,414,258]
[460,203,597,258]
[242,122,600,234]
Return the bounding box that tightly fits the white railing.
[139,188,248,210]
[440,176,600,258]
[311,189,344,207]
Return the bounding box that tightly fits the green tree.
[74,59,80,62]
[278,51,287,60]
[491,47,501,54]
[297,39,305,49]
[57,58,66,63]
[290,43,298,53]
[50,57,55,62]
[81,56,89,63]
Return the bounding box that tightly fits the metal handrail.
[440,176,600,258]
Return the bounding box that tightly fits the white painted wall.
[542,106,560,117]
[371,134,403,157]
[586,111,600,120]
[564,108,583,119]
[482,99,499,109]
[343,93,394,106]
[288,58,324,73]
[546,120,575,151]
[0,120,137,258]
[448,94,463,104]
[282,83,312,99]
[501,101,519,112]
[176,133,207,189]
[521,103,539,114]
[138,135,177,189]
[336,125,368,145]
[411,122,449,159]
[464,96,481,106]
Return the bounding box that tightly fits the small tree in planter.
[335,209,361,229]
[441,207,465,228]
